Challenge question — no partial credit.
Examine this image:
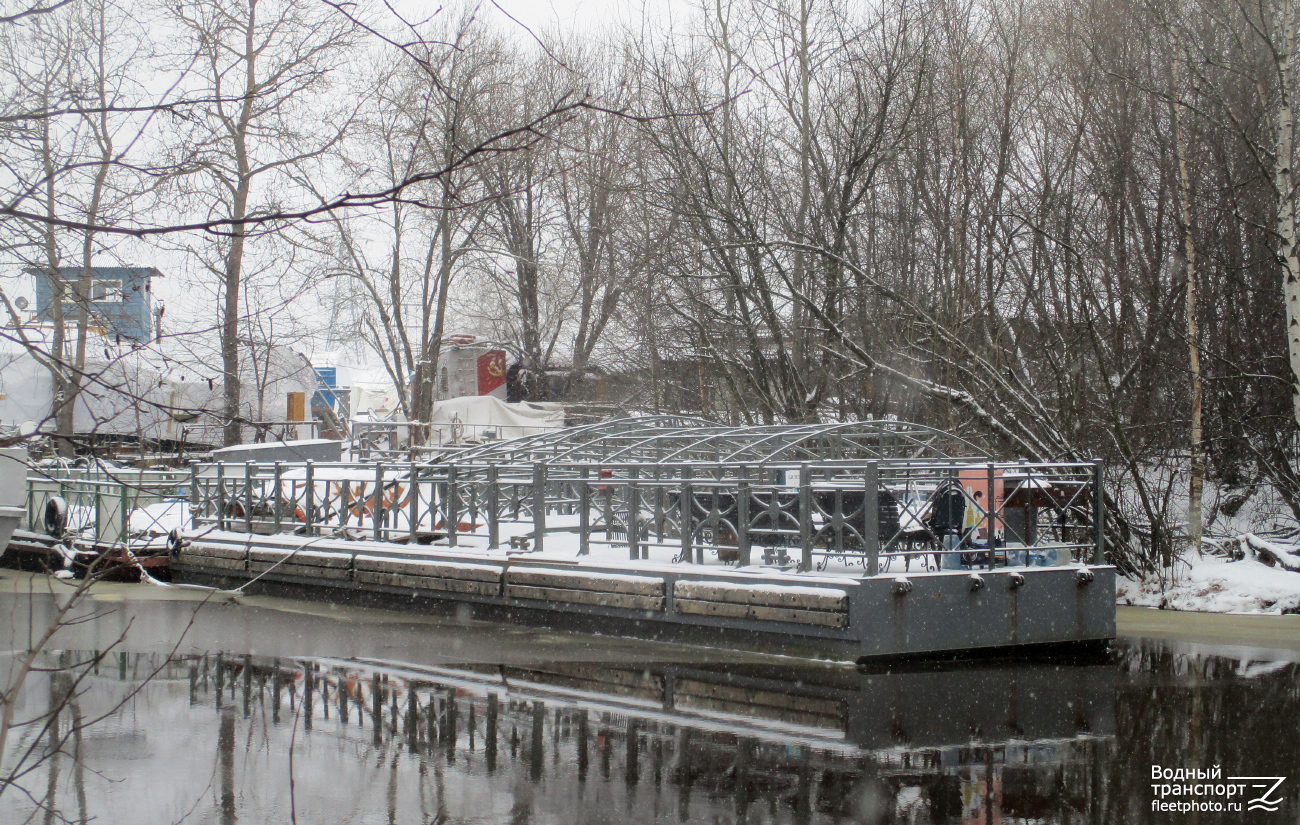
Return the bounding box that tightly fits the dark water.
[1,587,1298,824]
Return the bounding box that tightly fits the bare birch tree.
[171,0,358,446]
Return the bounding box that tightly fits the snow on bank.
[1118,537,1300,614]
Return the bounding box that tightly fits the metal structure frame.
[186,419,1103,576]
[441,416,988,466]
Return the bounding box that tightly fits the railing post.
[189,461,200,530]
[765,473,782,565]
[737,479,751,567]
[602,466,614,543]
[707,465,722,559]
[373,463,385,541]
[217,462,227,531]
[798,463,812,572]
[578,467,590,556]
[244,462,253,534]
[628,469,640,561]
[986,462,996,570]
[531,463,546,553]
[832,487,845,557]
[654,467,664,541]
[304,461,315,536]
[120,477,130,546]
[865,461,880,576]
[273,462,283,533]
[93,486,102,544]
[341,480,352,527]
[680,466,693,564]
[409,462,419,542]
[487,465,500,550]
[1093,459,1105,564]
[446,464,458,548]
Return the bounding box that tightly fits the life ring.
[44,496,69,537]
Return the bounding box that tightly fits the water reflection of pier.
[188,652,1113,823]
[15,636,1300,823]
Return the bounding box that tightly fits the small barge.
[170,419,1116,662]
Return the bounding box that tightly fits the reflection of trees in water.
[1108,640,1300,823]
[1,650,195,824]
[10,644,1297,823]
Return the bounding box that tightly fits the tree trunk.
[222,0,259,447]
[1275,0,1300,430]
[1174,33,1204,556]
[39,83,73,458]
[73,1,113,459]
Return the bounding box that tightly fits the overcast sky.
[473,0,685,38]
[0,0,701,369]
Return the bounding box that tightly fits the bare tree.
[171,0,358,446]
[0,0,171,455]
[319,13,499,436]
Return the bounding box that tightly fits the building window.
[89,280,122,302]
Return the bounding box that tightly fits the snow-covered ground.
[1114,466,1300,614]
[1118,535,1300,615]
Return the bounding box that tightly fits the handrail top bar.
[431,416,993,465]
[191,457,1100,472]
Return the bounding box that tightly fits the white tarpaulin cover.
[427,395,562,444]
[0,325,318,445]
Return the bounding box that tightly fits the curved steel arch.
[649,420,986,465]
[438,415,718,464]
[439,416,987,466]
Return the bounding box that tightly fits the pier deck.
[174,530,1115,662]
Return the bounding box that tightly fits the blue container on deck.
[1028,546,1071,566]
[939,533,964,569]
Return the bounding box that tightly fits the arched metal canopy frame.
[439,416,989,467]
[437,415,716,465]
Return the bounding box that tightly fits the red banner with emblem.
[477,350,507,396]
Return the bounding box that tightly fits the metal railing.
[26,465,190,546]
[188,457,1104,573]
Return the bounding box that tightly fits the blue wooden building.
[28,266,162,344]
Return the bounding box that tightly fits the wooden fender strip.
[248,561,352,580]
[248,548,351,569]
[176,555,246,572]
[507,584,664,612]
[354,555,501,583]
[354,570,499,596]
[675,580,849,612]
[507,568,664,597]
[674,598,849,628]
[180,545,247,561]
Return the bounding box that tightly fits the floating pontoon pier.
[171,418,1116,661]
